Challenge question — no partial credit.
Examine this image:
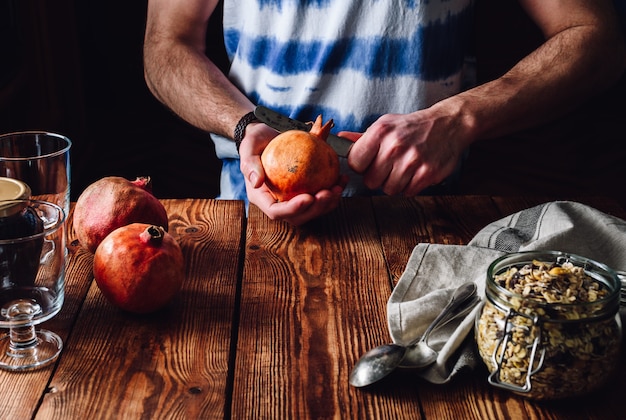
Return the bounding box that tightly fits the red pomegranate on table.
[73,176,169,253]
[93,223,184,314]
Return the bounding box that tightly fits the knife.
[254,105,353,158]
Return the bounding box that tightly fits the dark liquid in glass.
[0,206,44,288]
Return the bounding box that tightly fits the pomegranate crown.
[309,115,334,141]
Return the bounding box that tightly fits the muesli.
[476,259,621,400]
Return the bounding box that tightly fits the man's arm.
[143,0,254,139]
[143,0,345,224]
[446,0,626,142]
[348,0,626,196]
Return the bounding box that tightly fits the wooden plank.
[0,205,94,420]
[4,196,623,419]
[36,199,245,419]
[373,195,500,285]
[369,195,504,419]
[234,198,421,418]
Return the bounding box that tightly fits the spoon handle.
[414,282,477,345]
[433,294,481,332]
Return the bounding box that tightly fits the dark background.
[0,0,227,200]
[1,0,625,207]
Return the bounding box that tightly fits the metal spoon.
[349,282,477,388]
[399,292,480,369]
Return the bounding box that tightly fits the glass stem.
[5,299,41,356]
[8,324,38,355]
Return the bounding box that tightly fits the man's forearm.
[144,38,253,140]
[442,22,625,144]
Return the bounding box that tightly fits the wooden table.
[2,196,625,419]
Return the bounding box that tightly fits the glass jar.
[475,251,622,400]
[0,178,44,287]
[0,177,42,239]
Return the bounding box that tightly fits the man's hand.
[239,122,346,226]
[344,105,470,196]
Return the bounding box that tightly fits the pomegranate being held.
[73,176,169,253]
[93,223,184,314]
[261,115,340,201]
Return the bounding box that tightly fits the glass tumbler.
[0,131,72,218]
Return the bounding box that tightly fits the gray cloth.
[387,201,626,384]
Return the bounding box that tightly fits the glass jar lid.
[0,177,31,217]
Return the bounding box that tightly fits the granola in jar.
[475,251,622,400]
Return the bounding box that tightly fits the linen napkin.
[387,201,626,384]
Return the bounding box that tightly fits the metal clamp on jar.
[475,251,622,400]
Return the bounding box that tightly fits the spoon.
[349,282,477,388]
[399,292,480,369]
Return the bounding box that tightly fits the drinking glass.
[0,131,72,218]
[0,199,66,371]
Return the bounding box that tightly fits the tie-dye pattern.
[213,0,475,200]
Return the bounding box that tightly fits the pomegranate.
[261,115,340,201]
[73,176,168,253]
[93,223,184,314]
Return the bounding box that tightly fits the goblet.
[0,199,66,371]
[0,131,72,218]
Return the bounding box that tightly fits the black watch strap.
[233,111,259,154]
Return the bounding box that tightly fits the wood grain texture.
[36,199,244,419]
[234,199,421,418]
[0,204,94,420]
[373,195,500,285]
[2,196,625,419]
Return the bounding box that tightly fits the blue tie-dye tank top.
[213,0,475,201]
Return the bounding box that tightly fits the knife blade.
[254,105,353,158]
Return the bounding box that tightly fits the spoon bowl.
[349,282,477,387]
[348,343,406,388]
